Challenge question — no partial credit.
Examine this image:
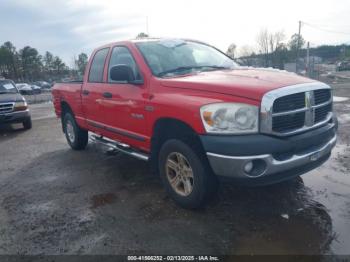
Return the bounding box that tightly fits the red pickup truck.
[52,38,337,208]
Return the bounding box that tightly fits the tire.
[279,175,304,189]
[63,112,88,150]
[158,139,218,209]
[23,118,32,130]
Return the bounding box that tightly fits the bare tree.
[236,45,256,66]
[257,29,286,67]
[269,31,285,54]
[269,31,285,67]
[256,29,270,66]
[237,45,255,58]
[226,43,236,59]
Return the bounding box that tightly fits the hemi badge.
[145,105,154,112]
[131,113,144,119]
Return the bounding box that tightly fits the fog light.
[243,159,267,177]
[243,161,253,173]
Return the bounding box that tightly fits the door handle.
[102,92,112,98]
[82,90,89,96]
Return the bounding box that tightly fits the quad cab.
[52,39,337,208]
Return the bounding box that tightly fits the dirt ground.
[0,83,349,255]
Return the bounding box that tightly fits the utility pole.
[306,42,310,77]
[296,20,302,73]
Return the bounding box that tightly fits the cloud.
[0,0,146,65]
[1,0,349,66]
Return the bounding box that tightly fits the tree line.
[227,30,350,69]
[2,33,348,82]
[0,41,88,82]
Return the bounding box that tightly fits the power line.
[304,22,350,28]
[302,21,350,36]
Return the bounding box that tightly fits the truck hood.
[0,93,23,103]
[160,68,315,101]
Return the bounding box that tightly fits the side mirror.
[110,65,143,84]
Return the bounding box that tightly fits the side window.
[108,46,141,82]
[88,48,109,82]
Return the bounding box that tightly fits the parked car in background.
[16,83,33,95]
[337,61,350,71]
[0,79,32,129]
[30,84,42,94]
[34,81,51,89]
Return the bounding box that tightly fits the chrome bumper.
[0,109,30,123]
[207,134,336,179]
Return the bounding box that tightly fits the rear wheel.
[158,139,218,209]
[63,112,88,150]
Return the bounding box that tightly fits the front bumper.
[0,109,31,124]
[200,122,337,185]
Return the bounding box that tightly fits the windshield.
[0,80,18,94]
[136,40,237,77]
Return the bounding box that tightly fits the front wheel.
[158,139,218,209]
[23,118,32,130]
[63,112,88,150]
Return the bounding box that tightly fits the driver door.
[98,46,149,149]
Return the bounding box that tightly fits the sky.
[0,0,350,66]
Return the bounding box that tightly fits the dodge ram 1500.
[52,38,337,208]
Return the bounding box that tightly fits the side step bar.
[89,134,149,161]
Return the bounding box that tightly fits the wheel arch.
[150,117,205,174]
[60,100,74,132]
[60,100,74,116]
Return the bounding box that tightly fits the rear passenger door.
[81,47,109,133]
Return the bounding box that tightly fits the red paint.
[52,39,316,152]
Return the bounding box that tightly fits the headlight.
[200,103,259,134]
[14,100,28,111]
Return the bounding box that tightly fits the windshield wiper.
[158,66,200,77]
[199,65,230,71]
[158,65,230,77]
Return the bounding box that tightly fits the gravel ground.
[0,83,349,256]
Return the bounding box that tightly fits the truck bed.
[52,82,83,118]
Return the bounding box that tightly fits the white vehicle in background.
[33,81,51,89]
[30,84,42,94]
[16,83,33,95]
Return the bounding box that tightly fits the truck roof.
[94,37,209,50]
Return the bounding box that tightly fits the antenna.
[146,16,149,35]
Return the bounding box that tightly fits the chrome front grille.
[314,89,331,104]
[272,111,305,132]
[260,83,333,136]
[0,102,15,114]
[273,92,305,113]
[315,103,332,123]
